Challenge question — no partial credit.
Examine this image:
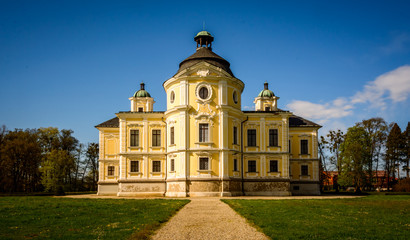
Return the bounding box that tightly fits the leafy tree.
[0,129,42,192]
[339,126,371,193]
[41,149,75,192]
[86,143,99,191]
[385,123,404,190]
[356,118,388,190]
[320,130,344,191]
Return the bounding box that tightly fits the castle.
[96,31,321,196]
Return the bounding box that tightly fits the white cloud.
[287,97,353,125]
[242,105,253,110]
[287,65,410,126]
[351,65,410,108]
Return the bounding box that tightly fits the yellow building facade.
[96,31,321,197]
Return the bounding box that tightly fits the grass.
[0,196,189,240]
[223,195,410,240]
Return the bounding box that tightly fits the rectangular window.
[269,160,278,172]
[248,160,256,172]
[199,124,208,142]
[301,140,308,154]
[199,157,209,170]
[265,106,270,111]
[269,129,278,147]
[108,166,114,176]
[130,161,139,172]
[152,161,161,172]
[138,107,143,112]
[152,130,161,147]
[233,126,238,145]
[233,159,238,171]
[247,129,257,147]
[170,127,175,145]
[130,130,139,147]
[289,140,291,153]
[301,165,309,176]
[170,159,175,172]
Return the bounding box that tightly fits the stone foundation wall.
[118,181,166,197]
[290,182,320,195]
[166,180,188,197]
[97,183,118,196]
[244,180,291,196]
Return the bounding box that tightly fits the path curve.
[151,198,269,240]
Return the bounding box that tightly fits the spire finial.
[264,82,269,90]
[140,82,145,90]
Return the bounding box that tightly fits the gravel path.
[151,198,269,240]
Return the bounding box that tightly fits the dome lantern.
[194,31,214,50]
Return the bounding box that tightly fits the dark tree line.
[0,126,99,193]
[320,118,409,192]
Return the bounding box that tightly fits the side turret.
[129,82,155,112]
[254,82,280,111]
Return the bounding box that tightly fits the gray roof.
[289,115,321,127]
[177,47,234,77]
[95,117,119,128]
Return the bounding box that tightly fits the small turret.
[129,82,155,112]
[254,82,280,111]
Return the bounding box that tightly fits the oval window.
[170,91,175,103]
[199,87,208,100]
[233,91,238,104]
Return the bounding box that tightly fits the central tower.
[163,31,245,196]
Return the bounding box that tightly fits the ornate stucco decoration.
[197,69,210,77]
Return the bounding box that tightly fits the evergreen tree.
[385,123,404,190]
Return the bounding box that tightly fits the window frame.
[130,129,139,147]
[108,166,115,176]
[170,127,175,145]
[152,129,161,147]
[233,126,238,145]
[247,129,257,147]
[248,160,257,173]
[199,157,209,170]
[152,160,161,173]
[130,160,139,173]
[170,159,175,172]
[268,129,278,147]
[301,165,309,176]
[300,139,308,154]
[199,123,209,142]
[269,160,278,172]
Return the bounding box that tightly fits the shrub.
[393,178,410,192]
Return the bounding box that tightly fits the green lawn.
[223,195,410,240]
[0,197,189,240]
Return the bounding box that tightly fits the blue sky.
[1,0,409,144]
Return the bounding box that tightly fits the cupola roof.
[134,82,151,98]
[177,31,234,77]
[258,82,275,97]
